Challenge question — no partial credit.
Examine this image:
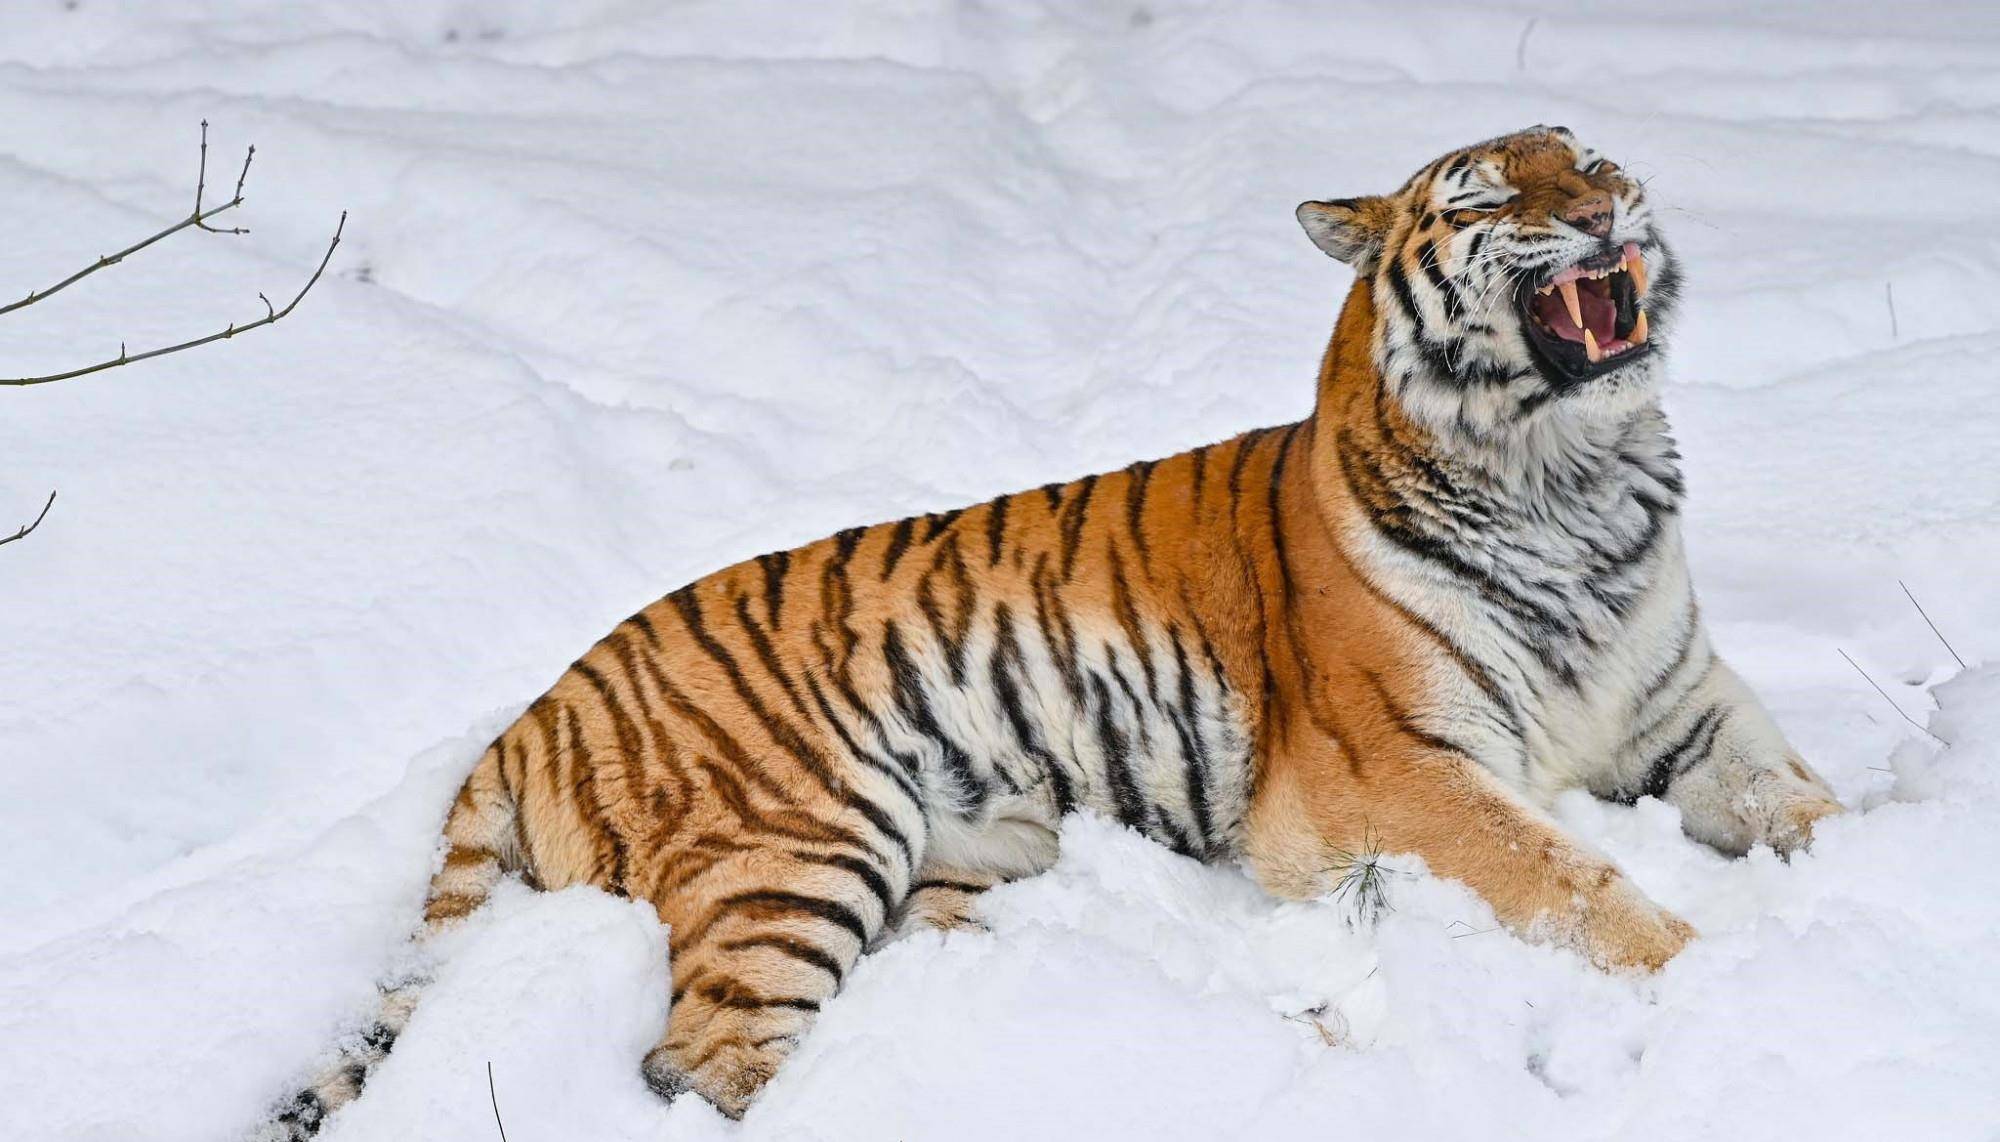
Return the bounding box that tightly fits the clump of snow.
[3,2,1998,1140]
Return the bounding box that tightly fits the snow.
[2,1,1997,1139]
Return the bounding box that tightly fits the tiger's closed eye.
[1441,208,1491,227]
[1583,158,1619,175]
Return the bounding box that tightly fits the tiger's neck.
[1288,278,1687,683]
[1303,277,1684,529]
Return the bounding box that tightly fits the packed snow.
[3,1,1998,1139]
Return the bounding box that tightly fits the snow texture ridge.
[2,2,1997,1139]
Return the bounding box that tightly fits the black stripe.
[986,494,1011,566]
[710,890,869,944]
[1385,256,1424,336]
[1088,673,1147,830]
[1415,239,1465,322]
[1359,667,1479,760]
[1058,473,1100,581]
[756,550,790,625]
[922,507,965,542]
[881,517,916,579]
[717,935,846,986]
[1029,554,1087,706]
[833,527,866,564]
[731,595,812,718]
[1265,423,1302,606]
[913,878,989,895]
[709,991,821,1013]
[1167,625,1216,851]
[1126,459,1156,572]
[882,621,988,814]
[916,535,976,687]
[1226,429,1264,512]
[554,701,630,893]
[1106,546,1159,703]
[990,602,1078,816]
[1618,706,1728,805]
[793,849,897,917]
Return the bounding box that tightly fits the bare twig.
[1838,648,1947,746]
[193,119,255,235]
[1,212,345,387]
[1899,580,1967,669]
[487,1061,509,1142]
[1515,16,1539,71]
[0,121,255,320]
[0,121,343,388]
[1885,282,1898,341]
[0,490,56,548]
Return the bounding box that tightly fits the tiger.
[257,124,1845,1135]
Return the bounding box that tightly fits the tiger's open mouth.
[1517,242,1652,385]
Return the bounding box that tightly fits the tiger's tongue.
[1533,286,1616,343]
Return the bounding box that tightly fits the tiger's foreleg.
[1615,659,1843,856]
[1245,732,1694,972]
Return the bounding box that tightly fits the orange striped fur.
[258,126,1843,1135]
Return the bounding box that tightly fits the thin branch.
[194,119,255,235]
[0,491,56,548]
[1515,16,1538,72]
[1899,580,1966,669]
[487,1061,510,1142]
[1838,647,1947,746]
[1,212,345,388]
[0,121,255,319]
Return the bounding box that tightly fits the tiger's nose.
[1561,193,1614,238]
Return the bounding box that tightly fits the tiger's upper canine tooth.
[1583,328,1602,363]
[1628,251,1649,296]
[1631,308,1648,343]
[1558,280,1583,327]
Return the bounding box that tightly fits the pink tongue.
[1536,286,1617,343]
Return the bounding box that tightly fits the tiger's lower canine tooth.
[1632,308,1648,343]
[1558,280,1583,327]
[1584,328,1601,362]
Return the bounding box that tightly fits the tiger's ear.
[1296,196,1393,271]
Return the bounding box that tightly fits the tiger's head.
[1298,125,1679,435]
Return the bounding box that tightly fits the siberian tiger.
[260,125,1843,1135]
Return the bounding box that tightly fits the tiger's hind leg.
[639,838,905,1119]
[884,866,1003,940]
[881,816,1060,943]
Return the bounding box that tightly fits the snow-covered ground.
[4,1,1998,1139]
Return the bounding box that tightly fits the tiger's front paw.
[1765,791,1843,856]
[1754,757,1843,856]
[1576,875,1696,973]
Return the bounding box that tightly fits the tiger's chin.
[1516,242,1658,400]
